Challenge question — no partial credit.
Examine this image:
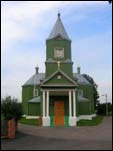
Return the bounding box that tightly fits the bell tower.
[45,13,73,78]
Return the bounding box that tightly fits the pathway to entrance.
[1,117,112,150]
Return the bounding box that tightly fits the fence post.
[7,119,16,139]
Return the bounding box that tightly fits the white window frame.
[54,47,64,58]
[33,88,38,97]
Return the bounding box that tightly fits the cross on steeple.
[57,61,60,69]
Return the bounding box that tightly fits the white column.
[69,91,72,117]
[69,90,76,126]
[42,90,50,126]
[47,91,49,117]
[73,91,76,117]
[43,91,45,117]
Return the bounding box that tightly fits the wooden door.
[54,101,64,126]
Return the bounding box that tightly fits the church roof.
[47,13,70,41]
[23,73,45,86]
[73,73,90,84]
[22,73,90,86]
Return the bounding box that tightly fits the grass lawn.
[77,115,104,126]
[19,117,39,126]
[19,116,104,126]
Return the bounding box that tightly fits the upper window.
[33,88,38,97]
[54,47,64,58]
[78,89,83,97]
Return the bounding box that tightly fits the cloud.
[1,1,112,102]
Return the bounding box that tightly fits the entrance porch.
[42,89,77,126]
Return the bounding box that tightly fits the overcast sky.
[1,1,112,103]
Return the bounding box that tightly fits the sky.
[1,1,112,103]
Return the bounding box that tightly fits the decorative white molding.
[41,89,77,92]
[76,114,96,121]
[41,69,77,85]
[69,117,76,126]
[42,116,50,126]
[26,116,40,119]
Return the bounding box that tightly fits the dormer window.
[33,88,38,97]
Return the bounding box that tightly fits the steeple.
[46,13,73,78]
[47,13,70,40]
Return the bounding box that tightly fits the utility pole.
[102,94,108,116]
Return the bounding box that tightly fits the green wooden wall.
[28,103,40,116]
[76,84,95,115]
[22,85,42,115]
[45,39,73,78]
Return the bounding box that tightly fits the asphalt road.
[1,117,112,150]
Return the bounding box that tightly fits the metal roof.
[23,73,45,86]
[28,96,41,103]
[73,73,90,85]
[78,96,89,101]
[47,13,70,41]
[23,72,90,86]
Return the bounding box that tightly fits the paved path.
[1,117,112,150]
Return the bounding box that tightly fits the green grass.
[18,116,104,127]
[77,115,104,126]
[18,117,39,126]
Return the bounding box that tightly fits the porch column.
[69,91,72,117]
[73,91,76,117]
[43,91,45,117]
[46,91,49,117]
[42,90,50,126]
[69,90,76,126]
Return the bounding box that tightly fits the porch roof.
[78,96,89,101]
[28,96,41,103]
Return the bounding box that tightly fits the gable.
[41,69,78,87]
[46,73,73,85]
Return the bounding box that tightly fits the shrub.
[97,102,112,115]
[1,96,23,121]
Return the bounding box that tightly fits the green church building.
[22,13,96,126]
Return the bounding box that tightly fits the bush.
[1,96,23,121]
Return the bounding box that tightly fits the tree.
[82,74,99,110]
[97,102,112,115]
[1,96,23,121]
